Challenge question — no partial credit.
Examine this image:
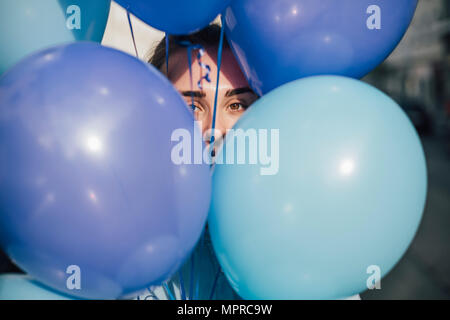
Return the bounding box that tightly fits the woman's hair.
[147,24,229,71]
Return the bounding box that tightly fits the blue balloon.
[0,42,211,299]
[0,0,111,74]
[224,0,418,95]
[0,274,74,300]
[209,76,427,299]
[115,0,230,35]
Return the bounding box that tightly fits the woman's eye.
[190,104,202,112]
[228,102,247,112]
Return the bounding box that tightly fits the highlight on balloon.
[1,0,448,306]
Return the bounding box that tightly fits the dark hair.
[147,24,229,71]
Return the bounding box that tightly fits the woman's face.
[165,46,259,145]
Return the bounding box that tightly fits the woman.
[149,24,259,151]
[132,24,258,300]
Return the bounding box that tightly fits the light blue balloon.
[0,0,110,74]
[209,76,427,299]
[0,274,74,300]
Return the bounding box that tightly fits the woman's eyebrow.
[225,87,254,97]
[180,90,205,98]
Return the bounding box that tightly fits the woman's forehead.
[168,47,250,92]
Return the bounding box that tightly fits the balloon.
[0,0,111,74]
[129,232,240,300]
[0,42,211,299]
[0,274,74,300]
[115,0,230,35]
[208,76,427,299]
[223,0,418,95]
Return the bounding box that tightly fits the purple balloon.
[0,42,211,299]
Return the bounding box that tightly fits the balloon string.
[189,251,195,300]
[176,40,211,112]
[194,264,201,300]
[165,33,170,76]
[162,282,175,300]
[126,9,139,58]
[144,287,159,300]
[197,49,211,89]
[148,288,159,300]
[209,22,225,160]
[209,267,221,300]
[187,44,195,112]
[178,270,186,300]
[180,41,212,90]
[193,230,206,300]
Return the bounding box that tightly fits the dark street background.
[361,0,450,299]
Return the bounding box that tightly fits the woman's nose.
[201,117,226,145]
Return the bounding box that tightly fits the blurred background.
[1,0,449,299]
[361,0,450,299]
